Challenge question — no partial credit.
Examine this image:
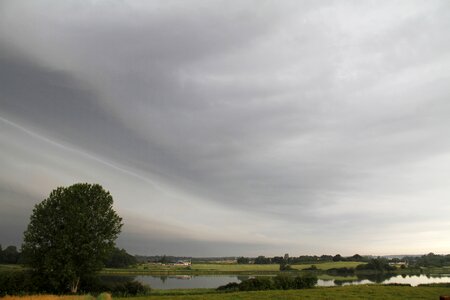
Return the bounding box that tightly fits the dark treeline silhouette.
[0,245,21,264]
[404,253,450,268]
[0,244,136,268]
[237,254,369,264]
[104,248,137,268]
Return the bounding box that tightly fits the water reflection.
[102,273,450,290]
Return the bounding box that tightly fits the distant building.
[174,260,191,266]
[284,253,289,260]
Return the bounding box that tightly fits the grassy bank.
[3,285,450,300]
[115,285,450,300]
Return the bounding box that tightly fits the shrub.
[273,275,294,290]
[105,280,151,296]
[216,282,239,291]
[238,277,274,291]
[0,271,41,295]
[293,275,317,289]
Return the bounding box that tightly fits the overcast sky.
[1,0,450,257]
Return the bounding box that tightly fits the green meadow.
[102,261,365,275]
[291,261,365,270]
[115,285,450,300]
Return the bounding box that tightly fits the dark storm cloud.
[1,0,450,255]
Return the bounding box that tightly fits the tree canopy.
[105,247,137,268]
[22,183,123,293]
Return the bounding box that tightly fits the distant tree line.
[136,255,236,263]
[236,254,369,264]
[0,245,21,264]
[104,248,137,268]
[0,244,135,268]
[403,253,450,268]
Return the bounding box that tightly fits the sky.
[1,0,450,257]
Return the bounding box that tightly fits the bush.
[216,282,239,291]
[293,275,317,289]
[217,275,318,292]
[273,275,294,290]
[356,258,395,272]
[0,271,40,295]
[238,277,274,291]
[101,280,151,296]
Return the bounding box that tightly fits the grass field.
[0,264,24,272]
[115,285,450,300]
[103,261,365,275]
[291,261,365,270]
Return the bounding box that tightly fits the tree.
[332,254,343,262]
[22,183,123,293]
[236,256,250,264]
[254,256,271,264]
[3,246,20,264]
[105,247,137,268]
[159,255,169,264]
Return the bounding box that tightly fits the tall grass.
[2,294,111,300]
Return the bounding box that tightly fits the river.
[104,274,450,289]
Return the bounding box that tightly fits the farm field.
[115,285,450,300]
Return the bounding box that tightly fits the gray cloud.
[1,0,450,256]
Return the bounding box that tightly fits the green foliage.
[105,280,151,296]
[1,246,21,264]
[237,257,250,264]
[273,275,294,289]
[22,183,123,293]
[159,255,170,264]
[356,258,395,272]
[293,275,317,289]
[0,271,40,296]
[238,277,274,291]
[415,253,450,267]
[254,256,271,264]
[216,282,240,291]
[217,275,317,292]
[104,248,137,268]
[333,254,343,262]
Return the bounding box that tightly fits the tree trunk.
[70,277,80,294]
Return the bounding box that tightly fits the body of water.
[111,274,450,289]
